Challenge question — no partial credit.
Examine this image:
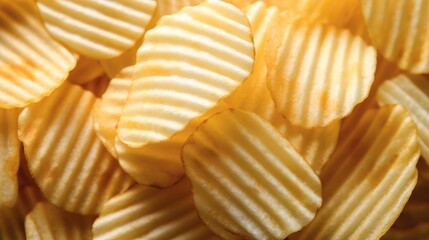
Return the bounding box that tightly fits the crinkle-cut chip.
[361,0,429,73]
[0,109,20,208]
[225,2,339,174]
[291,105,420,240]
[266,14,376,128]
[94,66,134,158]
[0,0,77,109]
[382,223,429,240]
[0,186,43,240]
[341,56,402,137]
[377,74,429,165]
[155,0,204,18]
[25,202,95,240]
[36,0,157,59]
[116,103,228,187]
[182,109,322,240]
[117,0,255,148]
[93,178,219,240]
[68,56,105,84]
[18,81,135,214]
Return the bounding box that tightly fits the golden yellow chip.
[93,178,219,240]
[0,108,20,208]
[25,202,95,240]
[382,223,429,240]
[0,0,76,109]
[182,109,322,240]
[361,0,429,73]
[117,0,255,148]
[18,81,134,214]
[300,0,360,28]
[225,2,339,174]
[265,14,376,128]
[377,74,429,165]
[292,105,420,239]
[68,56,105,84]
[93,66,134,158]
[0,186,43,240]
[36,0,157,59]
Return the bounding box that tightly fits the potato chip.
[155,0,204,17]
[68,56,105,84]
[99,40,141,79]
[0,108,20,208]
[93,178,219,240]
[361,0,429,73]
[116,103,228,187]
[36,0,157,59]
[382,223,429,240]
[265,14,376,128]
[225,2,339,174]
[117,0,254,148]
[18,80,134,214]
[182,109,322,239]
[25,202,95,240]
[0,0,76,109]
[300,0,360,28]
[377,74,429,165]
[93,66,134,158]
[0,186,43,240]
[291,105,420,240]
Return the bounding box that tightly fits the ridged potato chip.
[18,81,134,214]
[182,109,322,240]
[225,1,340,173]
[361,0,429,73]
[117,0,255,148]
[25,202,95,240]
[265,14,376,128]
[0,0,76,109]
[155,0,204,17]
[377,74,429,165]
[93,178,219,240]
[68,56,105,84]
[300,0,360,28]
[0,186,43,240]
[292,105,420,240]
[0,108,20,208]
[36,0,157,59]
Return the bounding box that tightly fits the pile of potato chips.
[1,0,428,239]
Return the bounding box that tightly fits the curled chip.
[377,74,429,165]
[0,186,43,240]
[265,13,376,128]
[93,178,219,240]
[36,0,157,59]
[25,202,95,240]
[292,105,420,240]
[68,56,105,84]
[361,0,429,73]
[182,109,322,240]
[93,66,134,158]
[0,0,77,109]
[117,0,255,148]
[0,109,20,208]
[18,81,134,214]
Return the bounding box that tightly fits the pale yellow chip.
[265,14,376,128]
[361,0,429,73]
[68,56,105,84]
[155,0,204,18]
[0,108,20,208]
[36,0,157,59]
[225,2,339,174]
[182,109,322,240]
[291,105,420,240]
[117,0,255,148]
[93,66,134,158]
[25,202,95,240]
[18,81,134,214]
[93,178,219,240]
[377,74,429,165]
[0,186,43,240]
[0,0,77,109]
